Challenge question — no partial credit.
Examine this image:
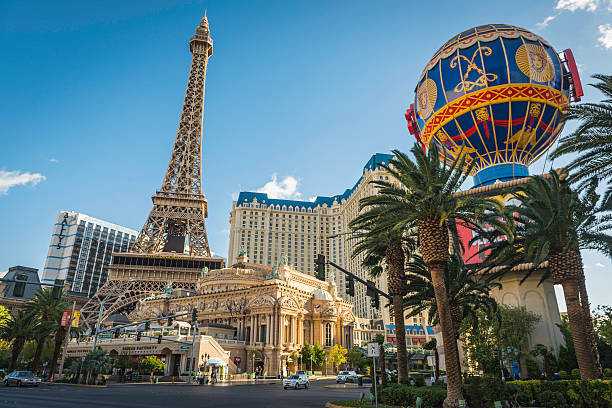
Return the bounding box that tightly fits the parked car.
[336,370,358,383]
[3,371,41,387]
[283,373,309,389]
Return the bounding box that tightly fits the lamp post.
[92,298,107,351]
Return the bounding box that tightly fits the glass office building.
[42,211,138,298]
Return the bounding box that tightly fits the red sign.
[234,356,241,364]
[60,310,71,327]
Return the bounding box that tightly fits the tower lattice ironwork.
[131,14,213,257]
[79,15,222,329]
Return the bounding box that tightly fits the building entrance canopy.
[206,357,227,366]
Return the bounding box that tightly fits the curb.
[325,403,346,408]
[51,383,107,388]
[323,384,369,390]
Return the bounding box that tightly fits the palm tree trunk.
[379,351,387,388]
[9,337,25,372]
[577,265,602,378]
[430,263,464,408]
[32,336,45,374]
[48,326,65,377]
[560,278,599,379]
[392,294,408,380]
[386,242,408,380]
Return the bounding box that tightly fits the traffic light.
[314,254,326,280]
[91,327,96,336]
[157,334,162,344]
[114,328,120,339]
[370,292,380,309]
[144,321,150,331]
[366,280,379,309]
[345,275,355,297]
[191,308,198,324]
[136,331,142,341]
[167,316,173,327]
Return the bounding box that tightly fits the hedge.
[507,379,612,408]
[380,384,446,408]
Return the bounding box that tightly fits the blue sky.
[1,0,611,311]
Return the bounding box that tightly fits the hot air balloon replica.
[405,24,584,371]
[406,24,583,187]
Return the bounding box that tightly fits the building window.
[12,274,27,298]
[325,323,332,346]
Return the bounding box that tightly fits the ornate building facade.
[126,254,356,376]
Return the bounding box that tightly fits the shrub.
[536,390,568,408]
[526,359,540,379]
[603,368,612,378]
[415,375,425,387]
[571,368,580,379]
[399,376,411,385]
[380,384,446,408]
[481,374,505,405]
[558,370,569,379]
[463,376,483,408]
[508,379,612,408]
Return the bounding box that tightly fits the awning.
[205,357,228,366]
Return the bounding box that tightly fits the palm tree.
[478,171,612,379]
[403,254,500,341]
[350,205,416,380]
[26,288,67,373]
[0,310,36,371]
[550,74,612,185]
[359,144,505,407]
[403,253,500,383]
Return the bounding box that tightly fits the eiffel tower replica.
[80,14,224,328]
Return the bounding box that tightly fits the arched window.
[325,323,332,346]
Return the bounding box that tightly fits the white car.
[336,370,358,383]
[283,373,309,389]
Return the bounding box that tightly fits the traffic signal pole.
[326,260,392,300]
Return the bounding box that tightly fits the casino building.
[228,154,393,320]
[68,253,356,377]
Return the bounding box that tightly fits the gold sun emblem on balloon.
[515,44,555,83]
[416,78,438,119]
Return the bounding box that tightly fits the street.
[0,379,365,408]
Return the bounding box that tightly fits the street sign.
[99,334,112,339]
[60,310,71,327]
[180,346,190,350]
[367,342,380,357]
[72,311,81,327]
[61,310,81,327]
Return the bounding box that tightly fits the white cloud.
[256,173,302,200]
[598,24,612,49]
[555,0,599,12]
[0,170,46,195]
[595,262,606,268]
[535,15,558,29]
[46,157,59,163]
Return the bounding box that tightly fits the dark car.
[3,371,42,387]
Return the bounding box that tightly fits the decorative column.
[279,314,284,347]
[250,314,255,345]
[266,314,271,344]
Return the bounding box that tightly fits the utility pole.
[92,300,105,351]
[58,301,76,378]
[188,317,197,384]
